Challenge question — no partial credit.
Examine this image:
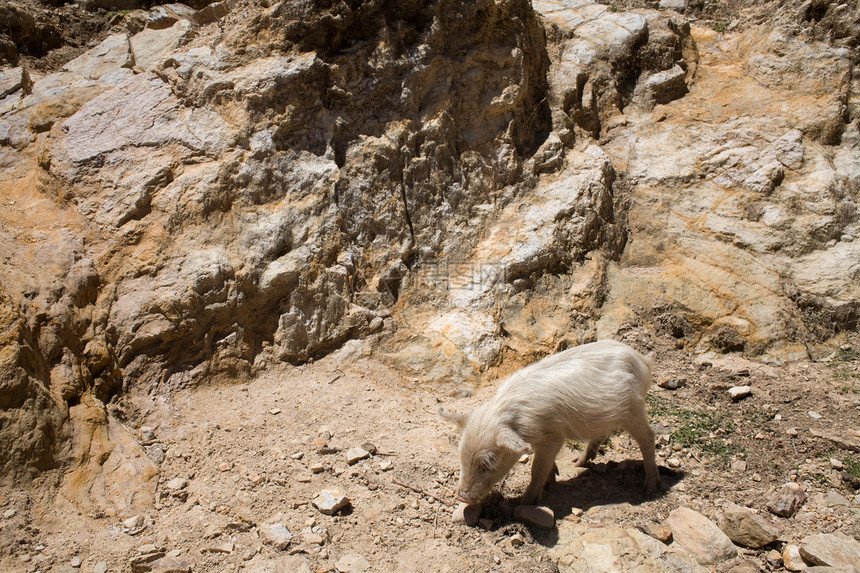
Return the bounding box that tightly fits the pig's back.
[495,340,652,441]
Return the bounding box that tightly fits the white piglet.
[441,340,659,505]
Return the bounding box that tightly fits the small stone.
[719,503,781,548]
[783,544,806,572]
[765,549,783,568]
[310,463,325,474]
[639,522,673,543]
[509,533,525,547]
[376,460,393,472]
[3,509,16,519]
[830,458,844,470]
[786,428,799,437]
[336,553,370,573]
[665,507,738,566]
[767,483,807,517]
[291,452,305,460]
[139,426,157,444]
[94,562,108,573]
[731,459,748,472]
[667,457,682,468]
[249,474,265,485]
[165,477,188,490]
[218,462,232,472]
[123,515,145,529]
[303,533,325,545]
[518,453,530,463]
[312,487,350,515]
[145,444,165,465]
[800,532,860,569]
[659,377,687,390]
[808,410,822,419]
[452,502,481,526]
[269,408,281,415]
[259,522,293,550]
[138,544,159,554]
[513,505,555,529]
[204,538,234,553]
[345,447,370,465]
[811,491,850,507]
[727,386,752,401]
[70,556,82,567]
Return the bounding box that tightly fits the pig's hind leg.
[623,407,659,493]
[574,437,605,467]
[520,438,563,505]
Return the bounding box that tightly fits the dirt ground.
[1,328,858,572]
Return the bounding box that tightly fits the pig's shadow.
[485,462,683,547]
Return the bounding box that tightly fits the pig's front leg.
[520,438,563,505]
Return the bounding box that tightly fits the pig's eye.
[479,454,496,471]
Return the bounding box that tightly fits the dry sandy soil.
[1,328,858,572]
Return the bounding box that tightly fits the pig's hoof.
[514,505,555,529]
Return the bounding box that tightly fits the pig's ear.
[496,426,530,455]
[439,407,470,431]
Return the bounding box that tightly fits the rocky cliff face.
[0,0,858,515]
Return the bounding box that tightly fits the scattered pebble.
[782,544,805,571]
[767,483,807,517]
[665,506,737,566]
[217,462,232,472]
[719,503,781,548]
[509,532,525,548]
[807,410,821,419]
[659,377,687,390]
[123,515,145,529]
[345,447,371,465]
[312,487,350,515]
[811,491,849,507]
[639,521,673,543]
[667,457,682,468]
[269,408,281,415]
[727,386,751,401]
[259,522,293,550]
[70,555,82,568]
[3,509,16,519]
[786,428,799,437]
[376,460,393,472]
[165,477,188,491]
[94,562,108,573]
[731,459,747,472]
[830,458,844,470]
[139,426,157,444]
[310,462,325,474]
